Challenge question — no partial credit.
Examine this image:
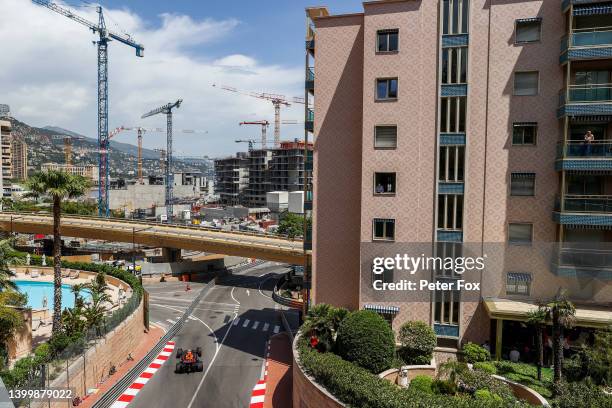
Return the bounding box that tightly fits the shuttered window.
[508,223,533,245]
[515,19,541,43]
[510,173,536,196]
[514,72,539,96]
[375,126,397,149]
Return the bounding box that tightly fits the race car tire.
[176,348,183,359]
[195,347,202,357]
[196,362,204,372]
[175,363,183,373]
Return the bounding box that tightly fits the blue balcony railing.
[560,84,612,105]
[307,67,314,82]
[558,140,612,158]
[307,108,314,122]
[558,247,612,271]
[572,26,612,48]
[562,195,612,213]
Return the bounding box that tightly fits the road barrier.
[91,280,215,408]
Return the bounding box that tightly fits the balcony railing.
[573,26,612,48]
[307,67,314,82]
[559,84,612,105]
[562,195,612,213]
[557,247,612,271]
[307,108,314,122]
[558,139,612,158]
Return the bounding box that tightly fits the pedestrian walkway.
[264,333,292,408]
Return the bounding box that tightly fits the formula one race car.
[175,347,204,373]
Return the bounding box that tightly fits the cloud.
[0,0,304,156]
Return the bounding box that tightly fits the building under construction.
[214,141,313,207]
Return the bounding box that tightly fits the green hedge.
[398,321,436,365]
[335,310,395,374]
[297,336,532,408]
[551,381,612,408]
[461,342,490,363]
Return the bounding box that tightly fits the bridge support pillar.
[161,247,182,263]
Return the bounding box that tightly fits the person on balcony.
[584,130,594,156]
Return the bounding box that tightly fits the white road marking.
[151,303,186,309]
[188,316,197,321]
[243,319,250,327]
[233,318,240,326]
[252,321,259,330]
[166,319,176,324]
[231,286,241,305]
[246,289,250,296]
[263,323,269,332]
[274,325,280,334]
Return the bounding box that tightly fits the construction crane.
[213,84,304,148]
[235,139,264,152]
[33,1,144,217]
[63,136,84,165]
[239,120,269,148]
[142,99,183,222]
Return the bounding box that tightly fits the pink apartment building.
[306,0,612,358]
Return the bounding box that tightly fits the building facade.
[310,0,612,354]
[41,163,99,183]
[11,138,28,181]
[214,153,249,205]
[0,120,13,185]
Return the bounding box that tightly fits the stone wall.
[6,308,32,361]
[292,334,345,408]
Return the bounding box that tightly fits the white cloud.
[0,0,304,156]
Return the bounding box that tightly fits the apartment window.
[435,242,463,277]
[375,125,397,149]
[508,223,533,245]
[376,78,398,100]
[442,0,469,35]
[440,97,466,133]
[434,289,460,326]
[374,172,396,195]
[510,173,535,196]
[515,19,541,44]
[506,272,531,296]
[439,146,465,182]
[442,47,468,84]
[377,29,399,52]
[512,123,537,145]
[372,266,394,286]
[437,195,463,230]
[514,71,539,96]
[373,218,395,241]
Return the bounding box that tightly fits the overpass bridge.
[0,212,308,264]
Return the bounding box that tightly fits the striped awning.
[511,172,536,179]
[364,304,399,314]
[516,17,542,23]
[570,115,612,123]
[574,4,612,16]
[507,272,532,282]
[513,122,537,127]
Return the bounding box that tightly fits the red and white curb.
[110,341,176,408]
[249,341,271,408]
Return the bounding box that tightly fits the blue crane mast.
[32,1,144,217]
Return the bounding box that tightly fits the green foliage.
[462,342,490,363]
[432,379,457,395]
[0,291,27,308]
[551,381,612,408]
[582,326,612,386]
[458,367,516,403]
[398,321,437,365]
[297,337,531,408]
[0,306,24,347]
[335,310,395,374]
[61,200,98,216]
[473,362,497,375]
[474,389,503,403]
[0,238,23,292]
[410,375,434,394]
[276,213,310,238]
[493,360,553,398]
[25,170,91,202]
[302,303,348,352]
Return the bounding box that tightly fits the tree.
[546,290,576,386]
[0,238,23,293]
[84,273,111,336]
[276,213,311,238]
[26,170,91,334]
[71,283,87,304]
[526,305,548,381]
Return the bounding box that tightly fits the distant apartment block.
[41,163,99,184]
[0,120,13,182]
[308,0,612,356]
[214,153,249,205]
[10,138,28,181]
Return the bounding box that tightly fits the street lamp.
[132,225,154,284]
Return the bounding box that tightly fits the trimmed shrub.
[335,310,395,374]
[302,303,348,352]
[397,321,437,365]
[552,381,612,408]
[473,362,497,375]
[462,342,490,363]
[432,379,457,395]
[458,369,515,403]
[474,389,502,403]
[410,375,434,394]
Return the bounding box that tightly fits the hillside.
[6,118,212,179]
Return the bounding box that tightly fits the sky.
[1,0,358,157]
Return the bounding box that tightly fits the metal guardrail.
[91,280,215,408]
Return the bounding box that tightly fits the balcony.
[558,84,612,117]
[556,140,612,171]
[554,195,612,226]
[304,190,313,211]
[561,26,612,63]
[306,67,314,93]
[305,108,314,132]
[553,247,612,280]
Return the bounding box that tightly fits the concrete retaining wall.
[492,374,550,407]
[292,333,345,408]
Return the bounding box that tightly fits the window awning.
[364,304,399,314]
[574,4,612,16]
[483,298,612,328]
[516,17,542,23]
[507,272,532,282]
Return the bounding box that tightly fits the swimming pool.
[13,280,91,310]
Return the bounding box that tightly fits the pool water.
[14,280,91,310]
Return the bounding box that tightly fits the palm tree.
[84,273,111,336]
[71,283,87,304]
[26,170,91,334]
[526,305,548,381]
[546,290,576,385]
